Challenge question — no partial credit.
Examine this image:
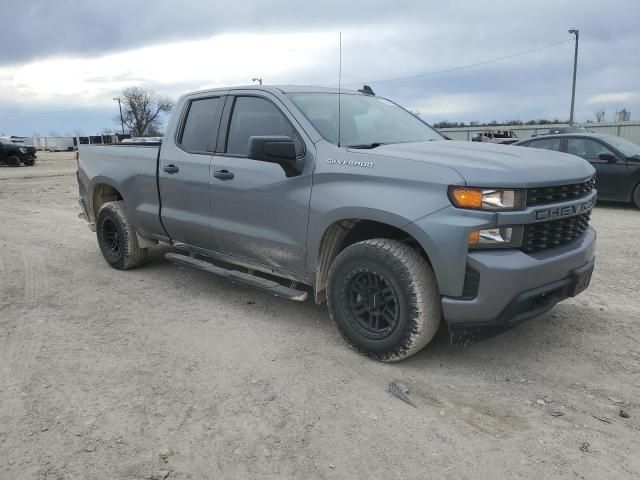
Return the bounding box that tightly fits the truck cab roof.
[183,85,368,98]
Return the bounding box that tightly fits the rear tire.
[96,201,148,270]
[633,183,640,209]
[327,238,441,362]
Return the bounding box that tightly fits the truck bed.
[78,143,164,239]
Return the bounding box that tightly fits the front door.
[210,93,313,276]
[566,137,627,200]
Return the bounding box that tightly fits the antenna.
[338,32,342,148]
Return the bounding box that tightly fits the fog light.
[468,227,523,249]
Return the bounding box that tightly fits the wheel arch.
[90,180,124,222]
[312,214,437,304]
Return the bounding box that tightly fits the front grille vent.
[461,266,480,299]
[522,212,591,253]
[526,177,595,206]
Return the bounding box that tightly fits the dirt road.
[1,152,639,479]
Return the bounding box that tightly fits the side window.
[179,97,223,152]
[226,96,303,156]
[567,138,615,161]
[528,138,562,151]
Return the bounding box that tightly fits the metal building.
[438,121,640,145]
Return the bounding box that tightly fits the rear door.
[209,92,313,276]
[565,137,627,200]
[158,94,225,250]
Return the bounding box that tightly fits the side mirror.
[247,136,297,165]
[599,152,617,163]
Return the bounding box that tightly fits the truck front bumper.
[442,227,596,327]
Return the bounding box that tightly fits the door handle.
[213,169,234,180]
[163,164,179,174]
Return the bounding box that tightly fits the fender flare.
[309,208,438,303]
[88,176,126,221]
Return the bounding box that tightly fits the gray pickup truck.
[78,85,597,361]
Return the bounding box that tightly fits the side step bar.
[164,253,308,302]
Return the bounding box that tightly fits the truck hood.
[354,140,595,187]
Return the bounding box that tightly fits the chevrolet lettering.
[535,198,596,221]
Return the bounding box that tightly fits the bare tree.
[595,108,605,123]
[116,87,173,136]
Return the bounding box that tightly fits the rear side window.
[527,138,561,152]
[226,96,303,156]
[179,97,223,152]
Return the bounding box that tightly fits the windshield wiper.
[346,142,386,149]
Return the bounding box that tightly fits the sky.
[0,0,639,136]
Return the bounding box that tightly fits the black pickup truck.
[0,137,37,166]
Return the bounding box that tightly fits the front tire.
[327,239,442,362]
[96,201,148,270]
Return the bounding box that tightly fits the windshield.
[288,93,443,147]
[604,135,640,158]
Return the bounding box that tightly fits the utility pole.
[252,78,263,85]
[568,28,579,125]
[113,97,125,135]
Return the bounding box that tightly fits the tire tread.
[97,201,148,270]
[327,238,441,362]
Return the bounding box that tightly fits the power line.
[1,38,574,120]
[340,38,573,87]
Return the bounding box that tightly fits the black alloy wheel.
[101,217,122,260]
[347,270,399,338]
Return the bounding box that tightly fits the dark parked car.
[0,137,36,166]
[514,133,640,207]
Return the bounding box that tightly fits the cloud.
[410,94,491,117]
[0,30,338,106]
[586,92,640,105]
[1,0,639,134]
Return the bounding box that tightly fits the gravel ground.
[1,152,639,479]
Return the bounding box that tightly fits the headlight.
[19,147,27,153]
[468,226,524,249]
[449,187,525,211]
